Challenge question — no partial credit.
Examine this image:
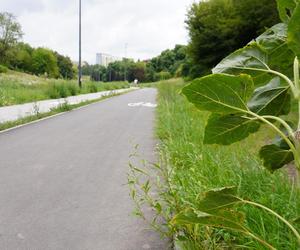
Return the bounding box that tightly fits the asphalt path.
[0,88,169,250]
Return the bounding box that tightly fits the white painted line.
[128,102,157,108]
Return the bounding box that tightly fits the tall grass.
[130,79,300,249]
[0,72,129,107]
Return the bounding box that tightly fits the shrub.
[47,84,60,99]
[0,65,8,73]
[66,83,79,96]
[87,82,98,93]
[154,71,172,81]
[56,84,69,98]
[47,83,70,99]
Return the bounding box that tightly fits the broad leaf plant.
[183,0,300,173]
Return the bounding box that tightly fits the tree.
[55,52,75,79]
[186,0,280,77]
[8,43,33,72]
[144,44,188,81]
[82,63,93,76]
[0,12,23,64]
[31,48,59,78]
[90,65,107,82]
[128,61,146,82]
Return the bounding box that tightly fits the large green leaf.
[204,114,260,145]
[248,77,291,116]
[196,187,240,212]
[173,187,247,232]
[259,143,294,172]
[212,44,269,82]
[276,0,298,22]
[182,74,254,114]
[213,24,294,84]
[270,122,295,153]
[287,3,300,57]
[256,23,295,72]
[172,208,247,233]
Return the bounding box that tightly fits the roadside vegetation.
[129,0,300,249]
[0,71,129,107]
[130,79,300,249]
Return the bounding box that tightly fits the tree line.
[0,12,75,79]
[82,44,188,83]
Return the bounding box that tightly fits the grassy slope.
[0,70,129,106]
[155,79,300,249]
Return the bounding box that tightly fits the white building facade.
[96,53,121,67]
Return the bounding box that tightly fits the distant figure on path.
[134,79,139,85]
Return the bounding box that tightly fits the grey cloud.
[0,0,44,15]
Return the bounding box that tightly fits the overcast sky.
[0,0,194,64]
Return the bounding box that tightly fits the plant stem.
[234,66,298,97]
[248,111,298,158]
[293,57,300,170]
[269,69,298,98]
[293,57,300,131]
[298,100,300,131]
[261,115,295,139]
[246,232,276,250]
[241,199,300,244]
[294,57,300,97]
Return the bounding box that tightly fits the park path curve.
[0,88,169,250]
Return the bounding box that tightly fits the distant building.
[96,53,121,67]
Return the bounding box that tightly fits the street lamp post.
[124,43,128,82]
[78,0,82,88]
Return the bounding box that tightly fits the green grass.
[0,70,129,106]
[0,90,131,132]
[139,78,182,88]
[130,79,300,249]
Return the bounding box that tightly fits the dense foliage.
[183,1,300,173]
[0,12,75,79]
[186,0,280,77]
[0,12,23,63]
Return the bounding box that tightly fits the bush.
[154,71,172,81]
[47,84,60,99]
[66,83,79,96]
[0,65,8,73]
[47,83,70,99]
[56,84,69,98]
[87,83,98,93]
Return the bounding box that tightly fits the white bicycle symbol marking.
[128,102,157,108]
